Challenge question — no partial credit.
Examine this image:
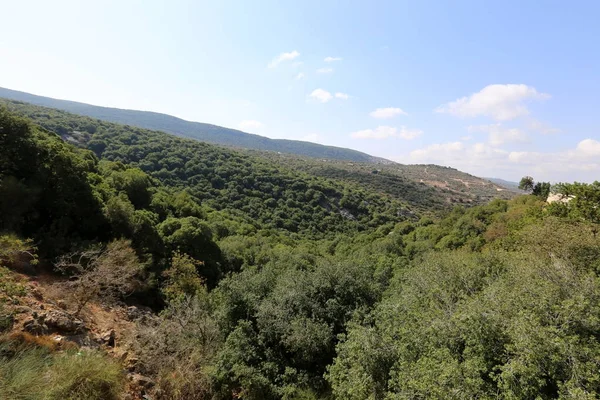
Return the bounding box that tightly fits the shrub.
[0,305,13,333]
[55,239,143,315]
[0,266,27,302]
[134,294,220,399]
[162,252,205,302]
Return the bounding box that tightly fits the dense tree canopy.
[1,104,599,399]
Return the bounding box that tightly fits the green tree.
[162,252,205,302]
[518,175,535,192]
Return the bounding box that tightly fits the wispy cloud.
[268,50,300,68]
[324,56,342,63]
[351,126,422,140]
[335,92,349,100]
[468,124,529,146]
[370,107,408,119]
[309,88,333,103]
[527,119,561,135]
[316,67,334,74]
[295,72,305,80]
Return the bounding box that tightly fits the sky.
[1,0,599,182]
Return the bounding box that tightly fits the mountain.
[0,87,389,164]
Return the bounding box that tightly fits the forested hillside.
[1,106,600,400]
[258,152,516,210]
[0,98,516,216]
[0,87,387,163]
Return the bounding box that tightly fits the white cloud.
[309,88,333,103]
[369,107,408,119]
[335,92,349,100]
[238,120,264,132]
[410,142,466,159]
[351,126,423,140]
[352,126,397,139]
[317,67,334,74]
[295,72,305,80]
[436,84,550,121]
[398,127,423,140]
[268,50,300,68]
[468,124,528,146]
[577,138,600,157]
[398,138,600,183]
[506,140,600,173]
[527,119,561,134]
[324,56,342,62]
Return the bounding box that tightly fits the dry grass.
[0,343,124,400]
[4,332,60,352]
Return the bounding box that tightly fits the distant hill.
[0,87,389,164]
[485,177,523,192]
[255,153,519,211]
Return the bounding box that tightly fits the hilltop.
[0,87,388,164]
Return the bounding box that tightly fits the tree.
[532,181,551,200]
[518,176,535,192]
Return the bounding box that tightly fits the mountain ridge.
[0,86,391,164]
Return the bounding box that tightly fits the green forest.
[1,103,600,399]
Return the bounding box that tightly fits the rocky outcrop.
[22,309,85,335]
[44,310,85,334]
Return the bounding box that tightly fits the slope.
[0,100,415,238]
[0,87,387,163]
[0,98,516,215]
[256,152,518,211]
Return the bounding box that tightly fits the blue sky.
[1,0,599,182]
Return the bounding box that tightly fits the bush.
[0,304,13,333]
[0,266,27,302]
[55,239,143,315]
[134,294,220,399]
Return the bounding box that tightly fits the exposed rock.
[13,305,33,315]
[547,192,575,204]
[339,208,356,220]
[57,300,67,310]
[52,335,64,344]
[65,333,100,348]
[44,310,85,334]
[125,356,139,372]
[23,316,48,335]
[126,305,153,322]
[100,329,116,347]
[128,373,155,389]
[31,287,43,300]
